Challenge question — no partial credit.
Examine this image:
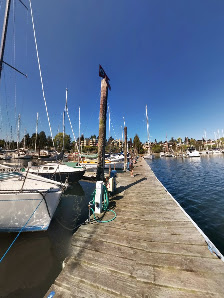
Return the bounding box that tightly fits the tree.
[133,134,143,154]
[39,131,47,149]
[177,137,182,144]
[21,133,31,148]
[169,137,176,143]
[151,144,162,153]
[0,140,4,148]
[189,138,196,146]
[80,134,84,142]
[54,132,71,150]
[47,136,53,148]
[31,133,39,150]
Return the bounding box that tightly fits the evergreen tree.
[133,134,143,153]
[39,131,47,149]
[54,132,71,150]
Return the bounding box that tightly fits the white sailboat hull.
[0,167,64,232]
[0,190,62,232]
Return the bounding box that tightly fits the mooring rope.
[28,0,55,147]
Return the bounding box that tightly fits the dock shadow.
[115,177,147,196]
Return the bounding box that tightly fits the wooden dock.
[45,158,224,297]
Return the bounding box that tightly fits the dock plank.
[45,158,224,297]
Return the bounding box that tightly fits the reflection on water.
[148,155,224,255]
[0,160,96,298]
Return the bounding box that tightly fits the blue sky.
[1,0,224,143]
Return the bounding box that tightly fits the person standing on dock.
[129,155,134,177]
[127,153,130,171]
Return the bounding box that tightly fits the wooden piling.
[96,78,109,181]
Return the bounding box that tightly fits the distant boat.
[0,153,11,160]
[212,149,222,154]
[79,159,110,168]
[108,153,124,162]
[29,162,85,183]
[32,150,64,161]
[199,150,207,155]
[165,152,175,157]
[12,149,32,160]
[79,158,124,169]
[80,153,98,159]
[186,148,200,157]
[144,153,154,159]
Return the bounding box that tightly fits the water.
[147,155,224,255]
[0,159,96,298]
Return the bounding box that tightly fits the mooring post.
[124,126,127,171]
[96,65,110,181]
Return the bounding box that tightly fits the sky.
[1,0,224,143]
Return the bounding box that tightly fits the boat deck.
[0,168,62,191]
[45,158,224,297]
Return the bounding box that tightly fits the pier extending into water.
[45,157,224,297]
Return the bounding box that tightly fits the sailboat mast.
[17,114,20,150]
[146,105,150,154]
[24,129,26,148]
[109,107,111,154]
[63,109,65,152]
[35,112,38,152]
[121,126,123,152]
[79,106,80,162]
[0,0,11,81]
[64,88,68,152]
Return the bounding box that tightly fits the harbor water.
[147,154,224,256]
[0,159,96,298]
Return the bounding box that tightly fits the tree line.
[0,132,145,154]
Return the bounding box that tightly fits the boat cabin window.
[49,167,55,170]
[43,167,48,170]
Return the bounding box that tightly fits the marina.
[45,158,224,297]
[0,0,224,297]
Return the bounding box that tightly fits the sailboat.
[144,105,154,159]
[0,0,65,232]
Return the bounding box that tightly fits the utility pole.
[96,65,111,181]
[124,126,127,171]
